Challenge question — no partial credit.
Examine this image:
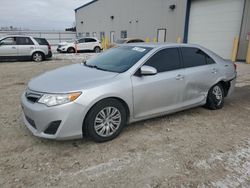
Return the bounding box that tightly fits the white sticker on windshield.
[132,47,146,52]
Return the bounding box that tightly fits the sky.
[0,0,92,30]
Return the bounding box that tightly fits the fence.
[0,30,76,45]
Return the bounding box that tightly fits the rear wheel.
[67,47,75,53]
[205,83,225,110]
[83,98,126,142]
[94,46,101,53]
[32,52,44,62]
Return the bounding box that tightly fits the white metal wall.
[188,0,245,59]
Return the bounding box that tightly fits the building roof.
[74,0,98,12]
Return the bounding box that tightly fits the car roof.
[121,42,204,49]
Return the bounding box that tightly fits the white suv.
[57,37,102,53]
[0,35,52,62]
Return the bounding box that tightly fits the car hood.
[59,42,74,46]
[28,64,119,93]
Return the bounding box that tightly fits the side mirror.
[140,65,157,76]
[0,42,3,46]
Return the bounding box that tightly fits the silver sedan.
[21,43,237,142]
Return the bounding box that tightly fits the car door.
[84,38,97,50]
[181,47,219,105]
[0,37,18,57]
[16,37,35,57]
[131,48,185,119]
[76,38,85,51]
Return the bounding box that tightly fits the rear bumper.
[46,51,52,58]
[227,77,236,97]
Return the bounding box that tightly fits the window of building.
[181,47,210,68]
[86,32,90,37]
[17,37,34,45]
[144,48,181,73]
[100,32,105,40]
[121,30,127,39]
[92,32,97,37]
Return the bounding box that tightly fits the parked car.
[21,43,236,142]
[57,37,102,53]
[115,38,145,44]
[0,36,52,62]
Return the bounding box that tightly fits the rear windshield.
[34,38,49,45]
[85,46,152,73]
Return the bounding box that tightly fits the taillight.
[48,44,51,51]
[233,63,237,70]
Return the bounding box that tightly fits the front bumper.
[57,47,67,52]
[21,92,87,140]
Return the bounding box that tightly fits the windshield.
[115,39,127,44]
[85,46,152,73]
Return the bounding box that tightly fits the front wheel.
[94,46,101,53]
[83,98,127,142]
[67,47,75,53]
[205,83,225,110]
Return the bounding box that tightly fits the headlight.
[38,92,81,107]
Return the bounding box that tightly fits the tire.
[67,47,75,53]
[94,46,101,53]
[83,98,127,142]
[205,83,225,110]
[32,52,44,62]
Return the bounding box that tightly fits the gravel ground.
[0,55,250,188]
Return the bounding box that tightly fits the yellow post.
[153,37,157,43]
[177,37,181,43]
[101,37,105,50]
[145,37,150,43]
[246,40,250,64]
[231,37,239,62]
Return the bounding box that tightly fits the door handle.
[12,47,16,49]
[175,74,184,80]
[212,68,218,74]
[30,47,34,49]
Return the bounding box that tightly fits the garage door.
[188,0,244,59]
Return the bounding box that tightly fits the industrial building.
[75,0,250,60]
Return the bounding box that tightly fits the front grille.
[25,89,42,103]
[25,115,36,129]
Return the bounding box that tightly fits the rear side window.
[181,47,214,68]
[17,37,34,45]
[144,48,181,73]
[34,38,49,45]
[85,38,96,43]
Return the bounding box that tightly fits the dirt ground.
[0,54,250,188]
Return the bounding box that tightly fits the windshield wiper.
[83,61,110,72]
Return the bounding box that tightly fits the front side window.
[78,39,85,43]
[85,46,152,73]
[17,37,34,45]
[181,47,209,68]
[85,38,96,43]
[144,48,181,73]
[0,37,16,45]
